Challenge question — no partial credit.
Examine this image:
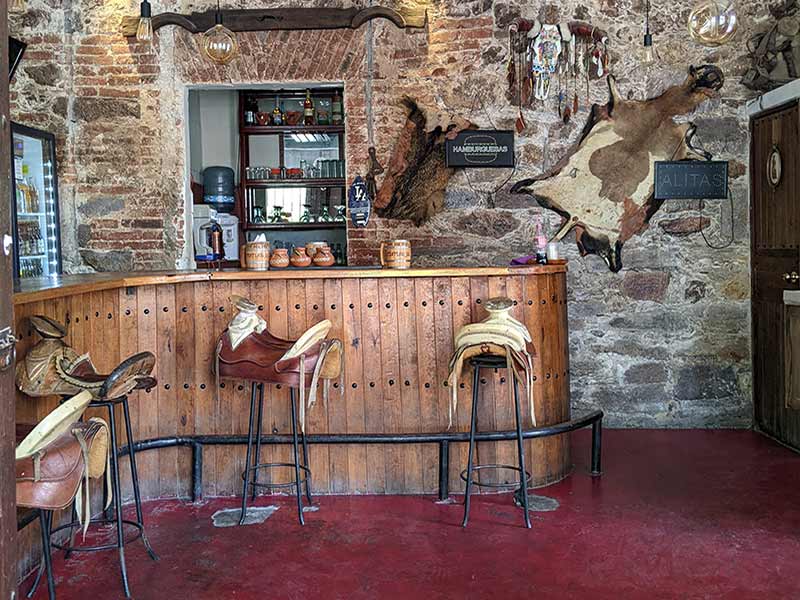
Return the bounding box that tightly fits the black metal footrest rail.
[115,410,603,503]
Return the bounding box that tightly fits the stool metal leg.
[121,397,159,561]
[512,377,532,529]
[462,366,481,528]
[62,502,77,560]
[301,422,313,505]
[107,405,131,598]
[27,510,54,600]
[251,383,264,501]
[239,382,258,525]
[289,388,305,525]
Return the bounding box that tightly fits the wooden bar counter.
[12,265,571,499]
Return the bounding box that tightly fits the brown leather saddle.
[216,326,340,387]
[16,391,111,531]
[214,296,343,430]
[215,296,342,387]
[16,315,157,399]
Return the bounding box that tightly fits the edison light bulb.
[639,33,659,66]
[136,0,153,42]
[202,15,238,64]
[688,0,738,47]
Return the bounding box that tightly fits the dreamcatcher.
[507,19,610,129]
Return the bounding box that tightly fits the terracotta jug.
[312,245,335,267]
[290,247,312,268]
[269,248,290,269]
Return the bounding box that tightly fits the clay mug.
[380,239,411,269]
[256,112,270,126]
[290,247,312,268]
[245,241,270,271]
[312,245,335,267]
[269,248,290,269]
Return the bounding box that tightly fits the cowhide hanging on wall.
[374,98,474,225]
[510,64,724,272]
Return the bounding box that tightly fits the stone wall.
[9,0,762,427]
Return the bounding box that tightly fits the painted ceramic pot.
[312,246,335,267]
[290,247,312,268]
[305,241,327,259]
[269,248,290,269]
[256,112,270,126]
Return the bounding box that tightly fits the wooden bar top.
[13,264,567,304]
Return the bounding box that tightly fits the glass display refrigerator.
[11,123,61,279]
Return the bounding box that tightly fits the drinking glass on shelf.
[270,206,284,223]
[318,203,332,222]
[252,206,266,224]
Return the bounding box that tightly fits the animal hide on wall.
[510,64,724,272]
[374,98,473,225]
[743,0,800,91]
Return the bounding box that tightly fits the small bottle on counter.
[534,214,548,264]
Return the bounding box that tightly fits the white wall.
[187,89,239,184]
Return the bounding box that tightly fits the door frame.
[0,1,16,598]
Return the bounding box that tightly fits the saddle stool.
[16,316,160,598]
[48,352,161,598]
[215,296,342,525]
[16,391,105,600]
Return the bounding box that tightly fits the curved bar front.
[13,266,571,499]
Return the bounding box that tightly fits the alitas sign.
[445,130,515,168]
[654,161,729,200]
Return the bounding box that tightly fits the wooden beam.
[121,6,427,37]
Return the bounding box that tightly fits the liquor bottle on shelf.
[304,89,315,126]
[331,90,343,125]
[244,96,257,125]
[271,95,283,126]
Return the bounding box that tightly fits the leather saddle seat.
[215,296,343,431]
[215,295,342,388]
[216,326,339,388]
[16,315,157,400]
[16,391,111,531]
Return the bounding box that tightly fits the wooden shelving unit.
[237,87,346,236]
[246,222,345,231]
[244,177,346,188]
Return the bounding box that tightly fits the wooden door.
[0,1,14,597]
[751,101,800,448]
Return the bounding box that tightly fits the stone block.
[624,362,668,384]
[674,364,737,400]
[622,271,671,302]
[80,249,134,272]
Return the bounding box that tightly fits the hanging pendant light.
[202,2,238,65]
[688,0,738,47]
[638,0,660,66]
[136,0,154,43]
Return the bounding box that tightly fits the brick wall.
[9,0,764,427]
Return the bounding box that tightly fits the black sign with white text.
[445,130,515,168]
[654,161,728,200]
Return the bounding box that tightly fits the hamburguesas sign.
[445,130,515,168]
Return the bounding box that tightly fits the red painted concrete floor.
[20,430,800,600]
